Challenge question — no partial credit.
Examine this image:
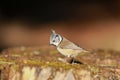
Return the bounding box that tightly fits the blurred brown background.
[0,0,120,51]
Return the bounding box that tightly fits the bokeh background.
[0,0,120,51]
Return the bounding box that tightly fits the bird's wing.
[59,38,84,50]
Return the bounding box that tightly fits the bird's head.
[50,30,63,46]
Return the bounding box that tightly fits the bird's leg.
[58,57,83,64]
[69,57,83,64]
[69,57,75,64]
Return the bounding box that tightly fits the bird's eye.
[53,40,55,42]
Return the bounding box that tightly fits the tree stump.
[0,46,120,80]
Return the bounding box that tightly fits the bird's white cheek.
[53,42,59,46]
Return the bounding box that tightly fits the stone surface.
[0,46,120,80]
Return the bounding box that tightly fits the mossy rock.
[0,46,120,80]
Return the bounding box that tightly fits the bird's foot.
[70,58,83,64]
[58,57,83,64]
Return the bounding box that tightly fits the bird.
[50,30,88,63]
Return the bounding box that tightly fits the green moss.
[0,55,87,70]
[0,47,120,73]
[25,60,85,70]
[88,65,99,75]
[49,50,58,54]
